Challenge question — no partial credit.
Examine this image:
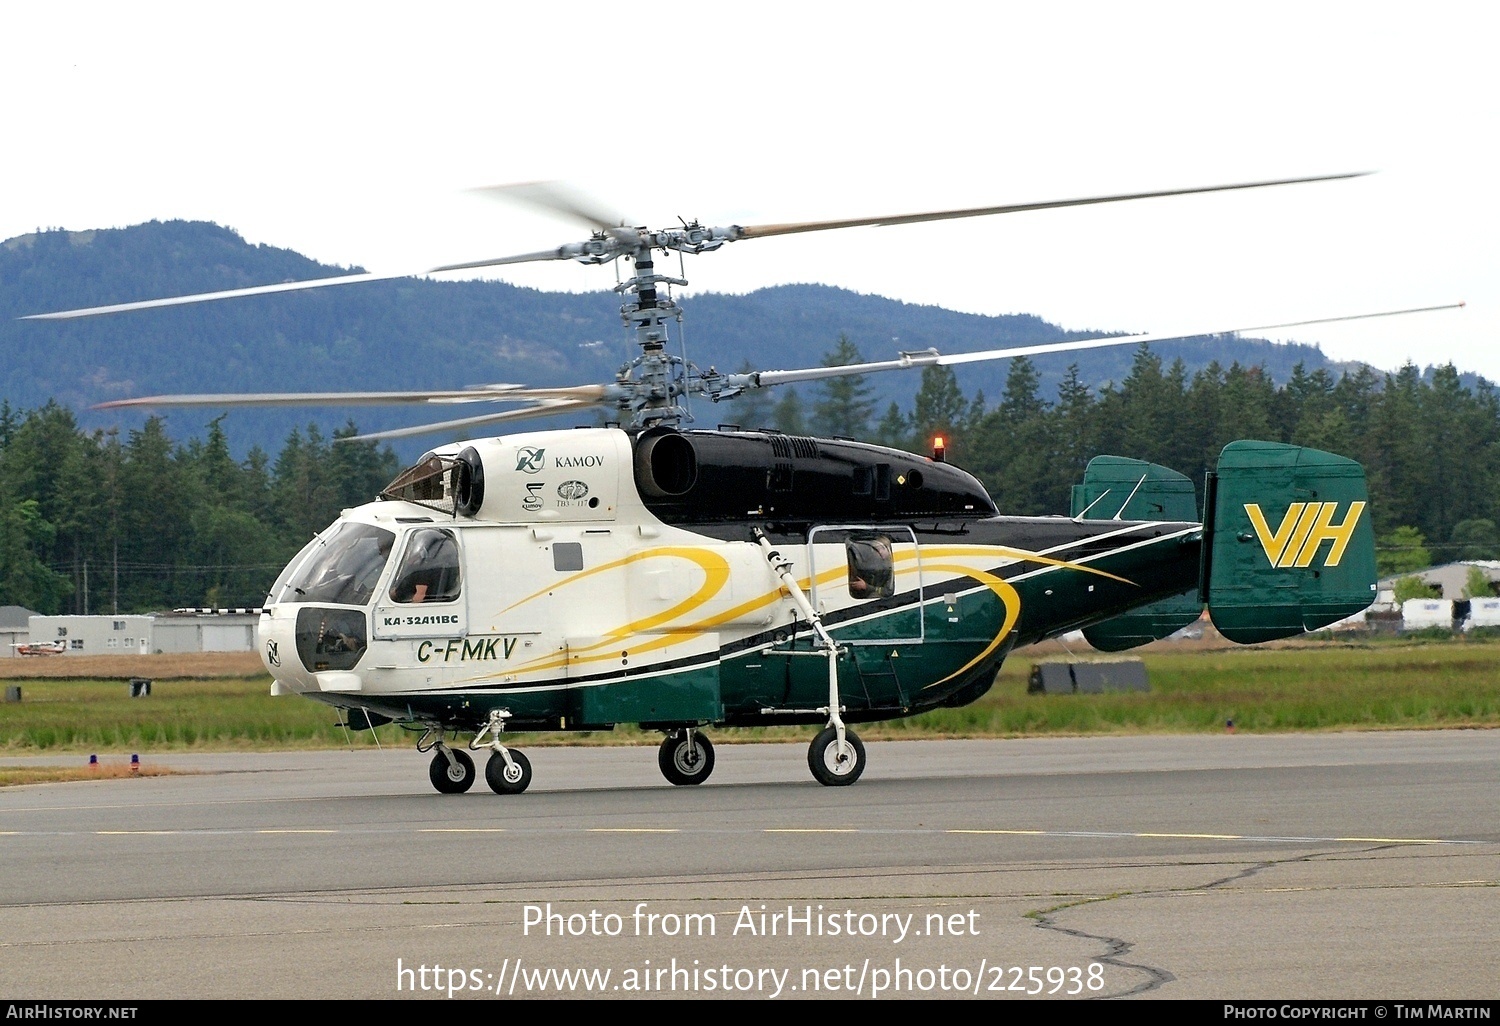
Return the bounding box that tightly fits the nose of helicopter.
[258,605,314,693]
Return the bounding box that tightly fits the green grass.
[1,639,1498,753]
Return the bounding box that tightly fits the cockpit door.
[372,526,468,640]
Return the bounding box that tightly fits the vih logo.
[1243,501,1367,568]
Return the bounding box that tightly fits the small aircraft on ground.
[11,640,67,656]
[26,174,1460,793]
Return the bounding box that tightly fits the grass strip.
[0,640,1495,753]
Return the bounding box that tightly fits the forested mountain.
[3,220,1362,456]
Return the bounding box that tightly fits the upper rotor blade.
[753,303,1465,387]
[341,398,603,442]
[471,180,629,232]
[734,173,1370,240]
[22,249,574,321]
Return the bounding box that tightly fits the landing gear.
[485,749,532,794]
[753,529,868,788]
[658,730,715,786]
[473,709,531,795]
[428,746,475,794]
[808,726,865,786]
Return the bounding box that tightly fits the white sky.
[4,2,1493,382]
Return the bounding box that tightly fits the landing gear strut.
[473,709,532,795]
[658,729,715,785]
[754,528,869,788]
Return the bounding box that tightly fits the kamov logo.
[515,447,546,474]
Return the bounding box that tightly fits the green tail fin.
[1205,440,1376,644]
[1072,456,1203,651]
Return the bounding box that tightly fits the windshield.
[276,522,396,605]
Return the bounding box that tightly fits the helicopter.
[25,174,1459,793]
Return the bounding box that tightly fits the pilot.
[848,536,894,599]
[389,529,459,604]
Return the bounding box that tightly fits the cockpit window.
[847,533,895,600]
[389,528,462,604]
[276,523,396,606]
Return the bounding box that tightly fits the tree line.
[731,336,1500,577]
[0,403,400,613]
[3,338,1496,612]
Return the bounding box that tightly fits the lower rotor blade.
[341,399,603,442]
[937,303,1467,367]
[753,303,1464,387]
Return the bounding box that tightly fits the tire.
[485,749,532,795]
[658,731,715,786]
[429,749,475,794]
[807,726,865,786]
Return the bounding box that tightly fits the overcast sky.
[5,2,1493,384]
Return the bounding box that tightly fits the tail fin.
[1205,441,1376,643]
[1071,456,1203,651]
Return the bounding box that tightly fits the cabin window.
[389,528,462,604]
[847,534,895,600]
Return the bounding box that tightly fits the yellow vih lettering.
[1244,502,1305,566]
[1277,503,1324,567]
[1292,501,1366,567]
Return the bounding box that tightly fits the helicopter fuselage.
[257,426,1200,735]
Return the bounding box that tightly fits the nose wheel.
[658,729,715,785]
[428,747,476,794]
[808,726,865,786]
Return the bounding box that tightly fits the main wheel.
[429,749,475,794]
[658,731,715,786]
[808,726,865,786]
[485,749,532,795]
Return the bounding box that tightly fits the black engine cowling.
[632,427,994,523]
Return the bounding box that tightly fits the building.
[24,611,260,655]
[1376,560,1500,602]
[0,605,39,657]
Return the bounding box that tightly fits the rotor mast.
[614,234,690,425]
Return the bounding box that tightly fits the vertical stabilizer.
[1206,441,1376,643]
[1072,456,1203,651]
